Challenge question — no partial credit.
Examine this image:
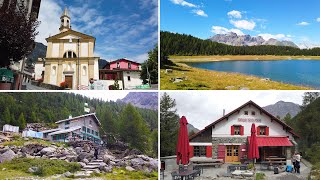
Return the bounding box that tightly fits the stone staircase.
[74,156,105,178]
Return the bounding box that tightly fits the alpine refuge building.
[37,8,99,90]
[42,113,101,144]
[189,101,299,163]
[99,58,142,90]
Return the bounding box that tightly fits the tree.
[30,111,38,123]
[119,103,150,153]
[18,113,26,129]
[282,113,292,124]
[2,107,11,125]
[0,2,40,67]
[160,93,179,156]
[140,45,158,84]
[302,92,320,110]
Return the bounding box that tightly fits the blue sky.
[36,0,158,62]
[161,0,320,48]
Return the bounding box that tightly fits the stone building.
[42,113,101,144]
[189,100,299,163]
[38,8,99,89]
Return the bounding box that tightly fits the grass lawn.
[102,168,158,180]
[160,63,311,90]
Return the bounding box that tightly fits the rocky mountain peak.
[119,92,158,110]
[209,33,299,48]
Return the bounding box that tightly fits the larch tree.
[140,45,158,84]
[119,103,150,153]
[160,92,179,157]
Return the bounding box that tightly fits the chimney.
[223,109,225,116]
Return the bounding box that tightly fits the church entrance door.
[65,76,73,89]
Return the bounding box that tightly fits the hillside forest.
[160,92,320,167]
[160,31,320,65]
[0,93,158,157]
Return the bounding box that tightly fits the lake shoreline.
[160,62,312,90]
[170,55,320,63]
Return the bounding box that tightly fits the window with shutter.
[240,126,244,135]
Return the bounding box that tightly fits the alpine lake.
[185,60,320,89]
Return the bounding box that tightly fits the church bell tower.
[59,7,71,33]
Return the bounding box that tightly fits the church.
[38,8,99,90]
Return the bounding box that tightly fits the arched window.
[63,51,77,58]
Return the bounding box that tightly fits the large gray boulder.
[126,166,135,172]
[103,154,115,163]
[0,149,17,163]
[40,147,56,155]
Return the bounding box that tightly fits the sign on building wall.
[237,118,262,123]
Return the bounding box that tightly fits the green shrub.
[256,172,265,180]
[0,158,80,177]
[247,163,254,170]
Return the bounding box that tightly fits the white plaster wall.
[81,43,88,57]
[50,64,58,85]
[52,43,60,57]
[64,43,77,53]
[122,71,142,89]
[34,63,44,80]
[94,60,99,80]
[81,65,88,86]
[60,35,78,39]
[211,105,294,140]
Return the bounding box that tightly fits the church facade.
[40,8,99,90]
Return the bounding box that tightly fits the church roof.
[46,29,95,41]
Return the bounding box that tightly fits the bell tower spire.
[59,7,71,33]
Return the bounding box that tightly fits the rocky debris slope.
[0,139,158,178]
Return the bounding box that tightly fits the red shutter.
[217,145,226,162]
[240,126,244,136]
[189,146,194,158]
[206,146,212,158]
[257,126,260,136]
[266,127,269,136]
[231,126,235,135]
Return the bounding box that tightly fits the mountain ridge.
[262,100,301,119]
[120,92,158,110]
[209,33,299,48]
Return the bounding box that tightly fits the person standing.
[296,152,301,174]
[94,146,100,160]
[292,153,297,173]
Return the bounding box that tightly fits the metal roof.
[48,126,82,136]
[55,113,101,126]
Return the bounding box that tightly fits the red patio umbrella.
[176,116,190,165]
[248,123,259,167]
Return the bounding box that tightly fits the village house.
[35,8,99,90]
[41,113,101,144]
[99,58,143,90]
[189,100,299,163]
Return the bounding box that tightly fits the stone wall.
[211,137,247,159]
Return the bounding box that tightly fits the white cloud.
[297,21,310,26]
[230,19,256,30]
[316,18,320,22]
[35,0,62,44]
[211,26,244,35]
[130,53,149,63]
[163,91,304,130]
[170,0,197,8]
[192,9,208,17]
[258,33,292,41]
[227,10,242,19]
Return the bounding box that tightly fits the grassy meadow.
[160,55,318,90]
